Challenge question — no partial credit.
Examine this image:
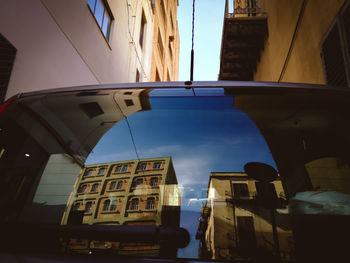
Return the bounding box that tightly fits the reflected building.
[196,171,294,261]
[61,157,180,256]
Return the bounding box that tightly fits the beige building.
[149,0,180,81]
[61,157,181,256]
[0,0,155,101]
[196,172,293,261]
[219,0,350,87]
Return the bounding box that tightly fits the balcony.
[219,0,268,81]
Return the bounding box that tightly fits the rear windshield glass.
[0,87,349,261]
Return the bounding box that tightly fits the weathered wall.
[254,0,346,84]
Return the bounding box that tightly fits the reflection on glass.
[61,157,181,256]
[1,86,350,261]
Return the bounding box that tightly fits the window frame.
[130,198,139,210]
[150,177,158,187]
[91,183,99,193]
[321,0,350,87]
[87,0,114,42]
[146,197,155,210]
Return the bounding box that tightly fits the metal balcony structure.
[219,0,268,81]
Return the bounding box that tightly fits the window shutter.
[321,24,348,87]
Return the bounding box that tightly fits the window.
[321,2,350,87]
[124,91,132,95]
[135,178,143,187]
[140,163,147,170]
[232,183,249,199]
[78,184,87,193]
[153,162,162,169]
[146,197,155,210]
[109,181,116,190]
[130,199,139,210]
[0,34,16,103]
[124,99,134,107]
[86,170,93,177]
[102,199,110,211]
[91,183,99,192]
[122,165,128,172]
[115,165,122,173]
[98,168,105,175]
[139,10,147,49]
[85,201,93,213]
[88,0,113,40]
[110,200,117,210]
[150,177,158,187]
[116,181,123,189]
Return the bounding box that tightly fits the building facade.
[149,0,180,81]
[0,0,155,101]
[219,0,350,87]
[61,157,180,255]
[196,171,293,261]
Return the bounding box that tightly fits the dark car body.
[0,81,349,262]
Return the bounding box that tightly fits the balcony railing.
[225,0,266,18]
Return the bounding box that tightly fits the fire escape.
[219,0,268,81]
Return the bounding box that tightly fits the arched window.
[116,181,123,189]
[103,199,110,211]
[150,177,158,187]
[85,201,92,212]
[110,200,118,210]
[109,181,116,190]
[79,184,87,193]
[146,197,155,210]
[130,199,139,210]
[91,183,99,192]
[135,178,143,187]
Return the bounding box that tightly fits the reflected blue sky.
[86,94,276,187]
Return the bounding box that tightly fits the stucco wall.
[0,0,154,99]
[254,0,346,84]
[0,0,98,99]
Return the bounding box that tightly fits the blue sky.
[177,0,226,81]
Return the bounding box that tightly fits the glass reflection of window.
[153,162,162,169]
[102,199,110,211]
[98,168,105,175]
[130,199,139,210]
[110,200,117,210]
[115,166,121,173]
[140,163,147,170]
[122,165,128,172]
[135,178,143,187]
[150,177,158,187]
[146,197,155,210]
[116,181,123,189]
[91,183,99,192]
[233,183,249,199]
[88,0,112,40]
[109,181,116,190]
[79,184,87,193]
[85,201,92,213]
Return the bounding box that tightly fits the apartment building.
[61,157,180,255]
[0,0,154,101]
[149,0,180,81]
[219,0,350,87]
[196,171,293,261]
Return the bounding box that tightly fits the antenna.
[185,0,196,96]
